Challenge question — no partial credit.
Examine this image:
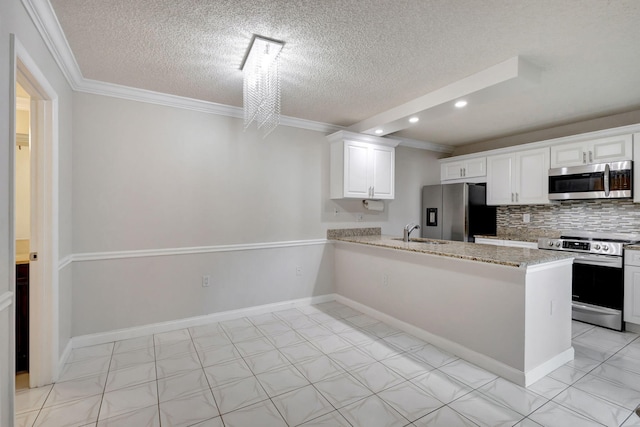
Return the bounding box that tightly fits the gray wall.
[70,92,444,336]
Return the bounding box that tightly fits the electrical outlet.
[202,275,210,287]
[523,213,531,223]
[296,266,302,276]
[383,274,389,287]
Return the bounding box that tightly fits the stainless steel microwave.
[548,160,632,200]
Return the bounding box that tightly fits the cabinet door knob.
[516,193,519,202]
[589,151,593,163]
[511,193,514,202]
[583,152,586,164]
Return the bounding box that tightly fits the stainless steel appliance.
[548,160,632,200]
[538,231,640,331]
[421,183,496,242]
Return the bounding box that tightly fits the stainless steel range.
[538,231,640,331]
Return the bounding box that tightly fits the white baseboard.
[71,294,338,349]
[625,322,640,334]
[334,294,570,387]
[56,339,73,379]
[523,347,574,387]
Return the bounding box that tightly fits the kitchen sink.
[392,237,448,245]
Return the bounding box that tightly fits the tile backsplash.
[497,200,640,234]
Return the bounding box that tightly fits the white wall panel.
[71,243,334,336]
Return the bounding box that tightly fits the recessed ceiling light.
[375,129,384,134]
[408,117,419,123]
[455,100,468,108]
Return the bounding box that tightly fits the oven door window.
[549,172,604,194]
[572,263,623,310]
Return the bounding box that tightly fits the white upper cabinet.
[487,147,550,205]
[550,134,632,168]
[441,157,486,181]
[370,145,394,199]
[328,131,399,200]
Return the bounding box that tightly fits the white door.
[371,145,394,199]
[441,161,464,181]
[343,142,370,198]
[625,266,640,325]
[464,158,486,179]
[591,135,632,163]
[515,148,549,205]
[486,154,514,205]
[550,141,586,168]
[13,37,60,392]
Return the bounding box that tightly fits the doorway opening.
[11,35,60,390]
[15,82,31,390]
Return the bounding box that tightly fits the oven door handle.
[604,163,610,197]
[573,255,622,268]
[572,302,621,316]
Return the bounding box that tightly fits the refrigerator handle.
[426,208,438,226]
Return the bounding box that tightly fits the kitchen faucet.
[403,223,420,242]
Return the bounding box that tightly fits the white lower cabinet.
[487,147,550,205]
[624,250,640,326]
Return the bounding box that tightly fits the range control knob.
[602,245,609,252]
[594,244,601,250]
[548,241,555,247]
[555,241,561,247]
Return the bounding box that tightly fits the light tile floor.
[14,301,640,426]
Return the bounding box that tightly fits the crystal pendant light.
[241,35,285,137]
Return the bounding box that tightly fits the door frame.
[11,34,59,388]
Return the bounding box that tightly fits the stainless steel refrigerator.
[421,183,496,242]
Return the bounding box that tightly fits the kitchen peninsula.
[330,229,575,387]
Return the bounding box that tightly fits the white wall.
[71,93,333,336]
[70,92,443,337]
[72,93,328,250]
[72,244,335,336]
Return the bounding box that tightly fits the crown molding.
[392,136,455,153]
[21,0,451,147]
[21,0,83,89]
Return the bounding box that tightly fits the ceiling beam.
[348,56,541,137]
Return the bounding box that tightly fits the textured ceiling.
[49,0,640,146]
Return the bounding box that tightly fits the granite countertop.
[475,229,562,243]
[333,234,574,268]
[626,244,640,251]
